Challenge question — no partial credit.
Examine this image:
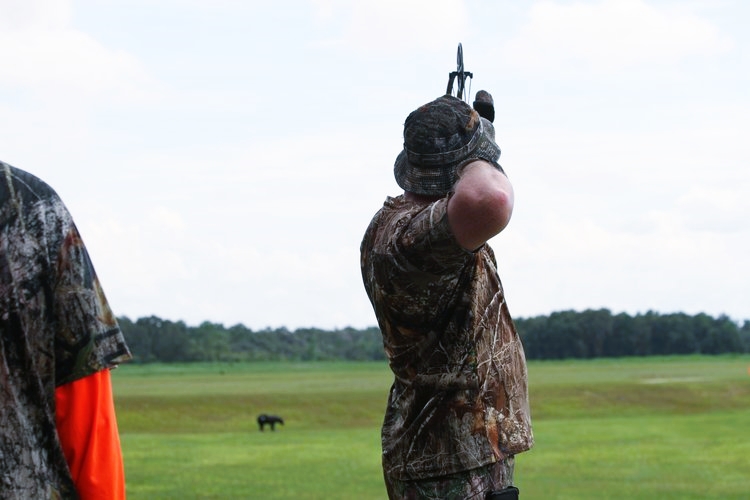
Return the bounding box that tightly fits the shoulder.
[361,194,472,278]
[1,161,61,206]
[363,195,454,249]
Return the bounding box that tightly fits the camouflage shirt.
[0,162,132,499]
[360,194,533,481]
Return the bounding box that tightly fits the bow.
[445,43,473,102]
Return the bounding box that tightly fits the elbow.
[449,184,514,250]
[482,183,514,234]
[448,164,515,249]
[494,187,514,231]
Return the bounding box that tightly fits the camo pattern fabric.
[0,161,132,499]
[360,194,533,483]
[384,457,514,500]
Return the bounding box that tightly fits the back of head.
[394,95,500,196]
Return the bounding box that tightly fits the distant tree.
[578,309,613,358]
[548,310,586,358]
[696,314,743,354]
[117,316,154,363]
[515,315,552,359]
[150,318,193,362]
[607,313,635,357]
[740,320,750,352]
[191,321,232,361]
[117,310,748,363]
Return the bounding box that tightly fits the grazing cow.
[257,414,284,431]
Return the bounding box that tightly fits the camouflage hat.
[394,95,501,196]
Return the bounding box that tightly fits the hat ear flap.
[480,117,495,140]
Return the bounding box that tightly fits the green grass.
[521,412,750,499]
[113,356,750,499]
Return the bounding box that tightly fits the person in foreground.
[0,160,132,499]
[360,93,533,499]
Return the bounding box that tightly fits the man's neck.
[404,191,443,204]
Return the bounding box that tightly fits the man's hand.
[447,161,514,251]
[473,90,495,123]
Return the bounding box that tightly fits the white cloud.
[502,0,732,73]
[0,0,158,104]
[499,201,750,320]
[311,0,469,52]
[675,187,749,234]
[49,121,399,329]
[0,0,71,29]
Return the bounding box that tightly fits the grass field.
[112,356,750,499]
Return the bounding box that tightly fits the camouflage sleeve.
[398,196,473,273]
[371,197,475,329]
[51,203,131,386]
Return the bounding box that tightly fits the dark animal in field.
[257,414,284,431]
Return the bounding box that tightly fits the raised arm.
[447,160,514,251]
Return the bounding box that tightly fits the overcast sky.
[0,0,747,330]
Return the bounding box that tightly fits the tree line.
[515,310,749,359]
[118,316,385,363]
[117,309,750,364]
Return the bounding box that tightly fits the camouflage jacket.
[0,162,132,499]
[360,194,533,481]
